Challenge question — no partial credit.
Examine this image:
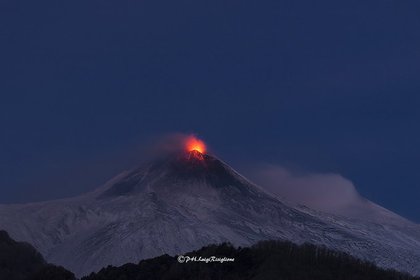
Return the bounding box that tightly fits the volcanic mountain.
[1,150,420,277]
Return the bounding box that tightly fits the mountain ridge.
[0,230,75,280]
[82,240,420,280]
[1,151,419,277]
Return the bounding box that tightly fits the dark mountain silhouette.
[0,230,75,280]
[82,240,420,280]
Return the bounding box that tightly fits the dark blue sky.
[1,0,419,222]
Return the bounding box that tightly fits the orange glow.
[186,136,206,154]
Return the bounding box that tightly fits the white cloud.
[250,165,360,212]
[246,164,404,222]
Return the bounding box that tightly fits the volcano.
[1,151,420,277]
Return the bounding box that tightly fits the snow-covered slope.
[0,151,419,277]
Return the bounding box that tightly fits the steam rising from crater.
[144,133,208,157]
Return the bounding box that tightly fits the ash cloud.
[146,133,191,156]
[247,164,368,217]
[142,132,207,158]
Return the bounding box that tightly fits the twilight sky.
[1,0,419,222]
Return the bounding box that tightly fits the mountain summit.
[1,151,420,277]
[100,150,254,198]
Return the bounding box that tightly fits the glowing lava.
[186,136,206,154]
